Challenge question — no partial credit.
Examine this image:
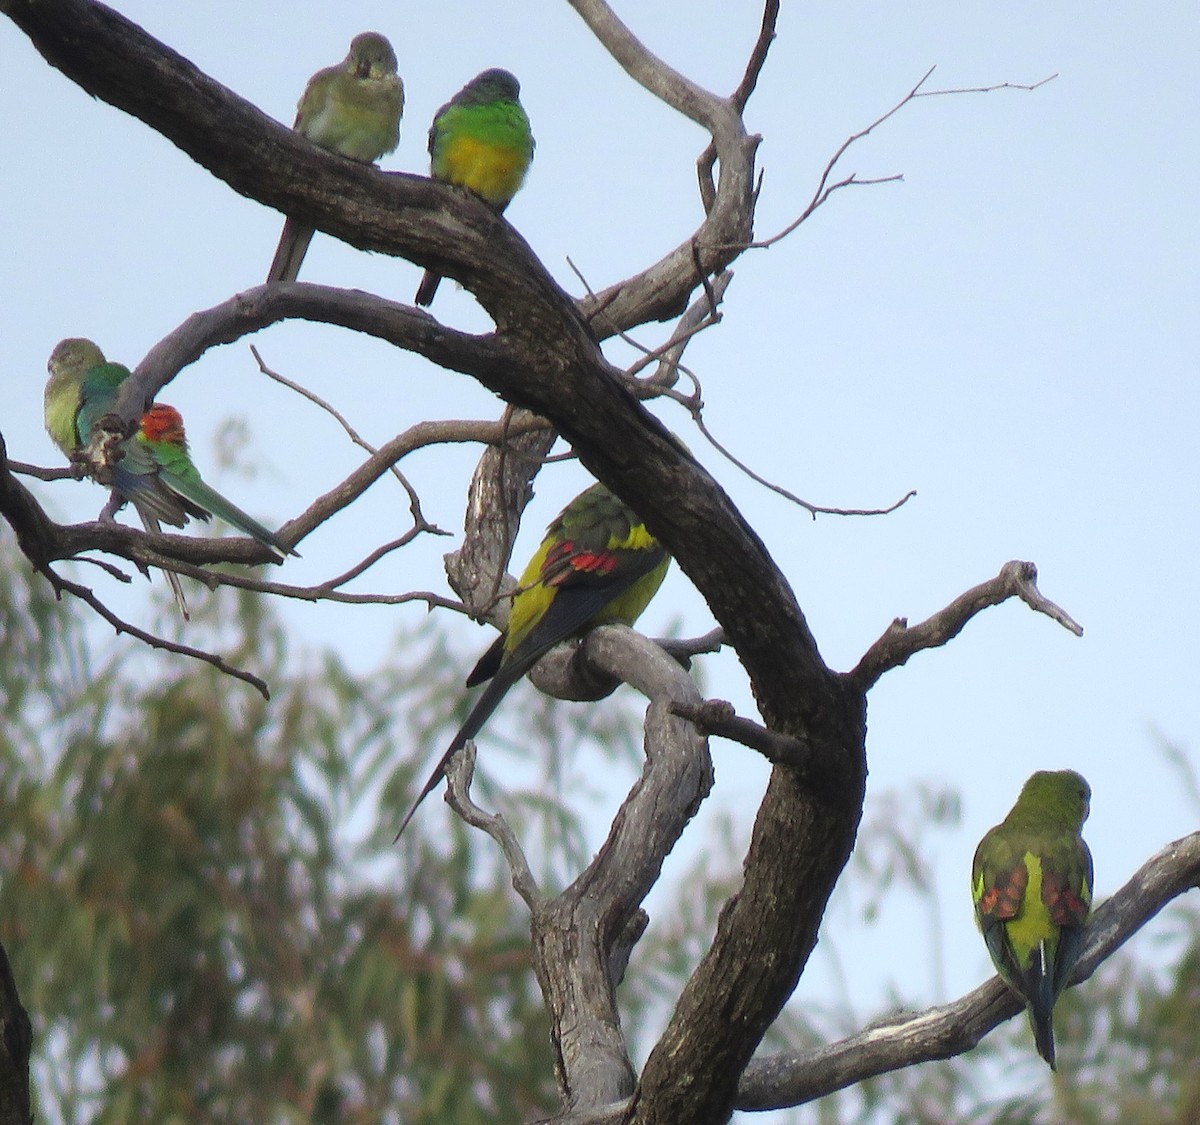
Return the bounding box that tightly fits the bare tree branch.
[443,743,543,910]
[180,560,463,612]
[698,0,780,210]
[445,406,557,625]
[250,345,446,537]
[43,567,270,698]
[734,831,1200,1110]
[753,66,1054,252]
[848,560,1083,691]
[692,406,920,519]
[671,699,820,772]
[638,271,732,386]
[565,0,761,329]
[527,625,712,1110]
[654,627,726,666]
[7,461,73,482]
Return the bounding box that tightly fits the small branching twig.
[694,409,918,518]
[669,697,847,801]
[849,559,1082,690]
[654,627,725,666]
[586,261,915,522]
[7,460,74,482]
[444,743,543,909]
[671,699,812,768]
[69,555,134,583]
[698,0,781,211]
[251,345,445,537]
[573,256,727,394]
[754,67,1056,251]
[321,536,419,591]
[175,564,463,611]
[912,73,1058,100]
[43,567,270,698]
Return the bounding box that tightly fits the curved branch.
[528,626,712,1110]
[566,0,730,131]
[848,560,1083,691]
[566,1,760,330]
[444,744,543,910]
[735,831,1200,1110]
[534,832,1200,1123]
[111,284,503,427]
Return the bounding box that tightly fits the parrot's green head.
[461,68,521,106]
[48,337,106,383]
[1011,769,1091,831]
[348,32,397,80]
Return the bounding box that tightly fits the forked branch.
[849,560,1082,691]
[735,831,1200,1110]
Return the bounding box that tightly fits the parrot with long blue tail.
[972,769,1094,1069]
[394,481,669,839]
[44,337,292,620]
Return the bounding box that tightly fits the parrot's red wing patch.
[978,864,1028,921]
[1041,870,1089,927]
[139,403,187,446]
[541,539,620,587]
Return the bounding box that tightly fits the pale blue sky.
[3,1,1197,1111]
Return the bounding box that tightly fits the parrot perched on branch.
[266,31,404,284]
[972,769,1093,1069]
[394,482,669,839]
[414,68,534,307]
[44,337,292,620]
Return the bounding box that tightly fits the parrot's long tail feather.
[414,269,442,307]
[267,218,315,284]
[134,507,190,621]
[164,570,191,622]
[393,661,525,842]
[162,473,292,560]
[1030,944,1059,1070]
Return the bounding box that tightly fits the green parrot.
[414,68,534,307]
[44,337,292,620]
[394,482,669,839]
[972,769,1094,1069]
[267,31,404,283]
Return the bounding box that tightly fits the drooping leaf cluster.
[0,543,641,1123]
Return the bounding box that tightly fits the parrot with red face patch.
[44,337,291,619]
[395,481,668,839]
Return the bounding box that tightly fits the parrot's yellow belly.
[440,136,528,206]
